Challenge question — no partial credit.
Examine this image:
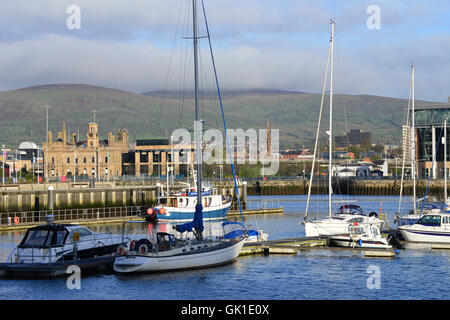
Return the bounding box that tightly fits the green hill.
[0,83,421,149]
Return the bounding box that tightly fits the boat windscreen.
[417,215,441,226]
[20,229,68,248]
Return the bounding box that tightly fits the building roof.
[18,141,38,150]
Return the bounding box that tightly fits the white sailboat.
[114,0,244,274]
[396,65,449,226]
[303,20,384,237]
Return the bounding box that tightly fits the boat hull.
[304,220,384,237]
[156,202,231,222]
[113,239,244,273]
[399,226,450,243]
[330,236,391,249]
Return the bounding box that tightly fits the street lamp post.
[43,105,51,181]
[2,144,5,185]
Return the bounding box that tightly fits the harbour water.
[0,195,449,300]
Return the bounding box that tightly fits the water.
[1,195,449,300]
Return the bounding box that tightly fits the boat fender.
[146,208,153,215]
[117,245,127,256]
[14,216,20,225]
[369,212,378,218]
[138,244,149,255]
[159,208,166,215]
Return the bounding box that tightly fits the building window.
[153,152,161,163]
[140,152,148,163]
[92,168,95,176]
[52,157,55,164]
[75,157,78,164]
[67,157,70,164]
[51,169,55,176]
[83,157,86,163]
[83,168,87,175]
[92,156,95,163]
[105,156,108,163]
[105,168,108,175]
[140,165,149,175]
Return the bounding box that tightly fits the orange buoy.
[159,208,166,214]
[147,208,153,215]
[13,216,20,225]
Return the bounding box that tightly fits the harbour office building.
[414,98,450,179]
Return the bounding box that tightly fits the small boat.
[145,185,232,222]
[0,216,127,278]
[330,224,392,249]
[222,221,268,242]
[398,212,450,243]
[305,203,385,237]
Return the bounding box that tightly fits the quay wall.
[0,182,243,213]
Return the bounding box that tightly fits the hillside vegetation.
[0,83,416,149]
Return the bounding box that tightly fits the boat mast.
[445,117,448,203]
[192,0,202,208]
[411,64,416,215]
[328,19,335,218]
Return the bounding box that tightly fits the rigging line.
[420,125,444,215]
[304,31,332,222]
[179,2,193,129]
[334,42,351,199]
[156,0,185,135]
[178,2,189,129]
[200,0,244,225]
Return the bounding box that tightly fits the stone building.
[43,122,129,179]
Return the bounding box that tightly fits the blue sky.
[0,0,448,101]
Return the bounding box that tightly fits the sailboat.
[395,65,448,226]
[113,0,245,273]
[303,20,384,237]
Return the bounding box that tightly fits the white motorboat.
[330,224,392,249]
[305,204,385,237]
[398,213,450,243]
[113,0,246,274]
[6,219,125,265]
[0,215,127,277]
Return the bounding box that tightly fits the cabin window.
[20,229,67,247]
[179,198,183,203]
[417,215,441,226]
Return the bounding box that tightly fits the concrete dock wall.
[0,182,243,213]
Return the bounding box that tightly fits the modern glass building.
[414,100,450,178]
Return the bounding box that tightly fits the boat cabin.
[18,224,94,248]
[415,214,450,227]
[335,204,365,216]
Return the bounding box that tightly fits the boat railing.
[12,243,66,264]
[230,200,283,211]
[0,206,144,226]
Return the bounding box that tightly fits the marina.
[1,195,449,299]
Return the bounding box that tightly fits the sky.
[0,0,449,102]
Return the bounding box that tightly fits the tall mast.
[192,0,202,206]
[328,19,335,218]
[411,64,416,215]
[445,117,448,203]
